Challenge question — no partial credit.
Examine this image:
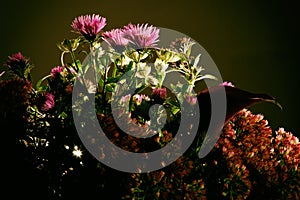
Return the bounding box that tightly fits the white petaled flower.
[154,59,168,72]
[72,145,83,158]
[136,63,151,78]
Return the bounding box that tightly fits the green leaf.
[73,60,82,70]
[126,61,134,71]
[57,38,80,52]
[36,75,51,91]
[193,54,201,68]
[106,76,121,84]
[59,111,68,119]
[98,77,104,87]
[171,107,181,115]
[168,99,180,107]
[195,74,217,82]
[105,84,114,92]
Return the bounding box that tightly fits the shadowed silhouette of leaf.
[196,85,281,158]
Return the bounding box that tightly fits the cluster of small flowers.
[97,113,160,154]
[126,156,207,200]
[169,37,195,57]
[215,116,252,199]
[217,109,300,199]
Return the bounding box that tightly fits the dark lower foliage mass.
[1,13,299,200]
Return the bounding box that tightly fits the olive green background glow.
[1,0,299,136]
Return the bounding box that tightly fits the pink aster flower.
[123,23,159,49]
[41,93,55,111]
[4,52,31,79]
[5,52,28,67]
[102,28,129,51]
[186,94,197,105]
[220,81,235,87]
[71,14,106,41]
[152,87,167,99]
[51,66,64,78]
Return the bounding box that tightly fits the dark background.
[1,0,299,136]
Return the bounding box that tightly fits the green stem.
[60,52,65,66]
[70,51,79,71]
[101,66,108,112]
[89,45,99,93]
[112,62,117,78]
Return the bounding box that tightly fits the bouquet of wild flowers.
[1,14,299,199]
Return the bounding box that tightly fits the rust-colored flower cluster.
[215,109,300,199]
[124,109,299,200]
[125,155,207,200]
